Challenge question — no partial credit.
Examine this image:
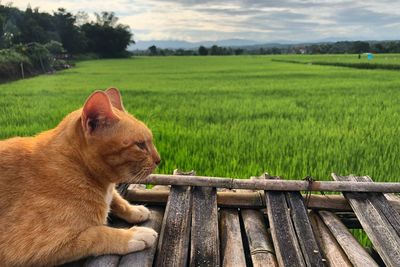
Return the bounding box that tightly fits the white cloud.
[8,0,400,42]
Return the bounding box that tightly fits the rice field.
[1,55,400,183]
[273,53,400,69]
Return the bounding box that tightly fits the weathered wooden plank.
[286,192,325,266]
[309,212,351,267]
[154,185,192,267]
[268,209,362,230]
[332,174,400,267]
[318,210,378,267]
[189,186,220,267]
[118,207,164,267]
[265,191,306,267]
[84,256,120,267]
[219,209,246,267]
[355,176,400,235]
[241,209,277,267]
[385,193,400,202]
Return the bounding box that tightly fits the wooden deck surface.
[61,174,400,267]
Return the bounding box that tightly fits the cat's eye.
[136,141,147,150]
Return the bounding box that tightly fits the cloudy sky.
[11,0,400,42]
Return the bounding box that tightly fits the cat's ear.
[82,91,119,134]
[105,87,125,111]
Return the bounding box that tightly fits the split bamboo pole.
[137,173,400,193]
[125,189,400,211]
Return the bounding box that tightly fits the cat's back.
[0,136,36,176]
[0,136,35,153]
[0,137,36,208]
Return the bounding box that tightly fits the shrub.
[0,41,70,81]
[0,49,31,80]
[45,40,65,54]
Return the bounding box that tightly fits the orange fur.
[0,88,161,266]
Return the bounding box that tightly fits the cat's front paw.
[127,226,158,252]
[125,205,151,224]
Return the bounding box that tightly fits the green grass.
[1,55,400,183]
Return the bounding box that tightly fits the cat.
[0,88,161,266]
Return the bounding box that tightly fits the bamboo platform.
[61,172,400,267]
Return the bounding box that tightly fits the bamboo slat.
[286,192,325,266]
[355,176,400,235]
[127,189,265,207]
[241,209,278,267]
[126,188,400,211]
[190,186,220,267]
[219,209,247,267]
[84,255,120,267]
[318,211,378,267]
[239,176,277,267]
[332,174,400,267]
[309,212,351,267]
[154,185,193,267]
[265,191,306,267]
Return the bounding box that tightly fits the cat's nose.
[153,153,161,166]
[151,146,161,166]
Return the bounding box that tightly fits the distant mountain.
[131,40,195,50]
[129,37,394,51]
[130,39,261,50]
[204,39,260,47]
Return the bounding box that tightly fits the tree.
[75,11,89,26]
[1,18,20,48]
[234,48,243,55]
[148,45,157,56]
[16,6,55,44]
[351,41,370,54]
[95,11,118,27]
[371,43,385,53]
[53,8,87,54]
[385,42,400,53]
[45,40,64,54]
[0,5,134,57]
[198,45,208,56]
[81,11,133,57]
[209,45,220,55]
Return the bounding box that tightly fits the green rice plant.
[272,53,400,70]
[1,55,400,182]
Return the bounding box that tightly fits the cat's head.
[80,88,160,183]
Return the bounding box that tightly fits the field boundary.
[271,58,400,70]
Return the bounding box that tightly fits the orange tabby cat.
[0,88,161,266]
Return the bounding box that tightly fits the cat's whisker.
[130,168,146,183]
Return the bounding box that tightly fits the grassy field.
[1,55,400,183]
[273,53,400,69]
[276,53,400,63]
